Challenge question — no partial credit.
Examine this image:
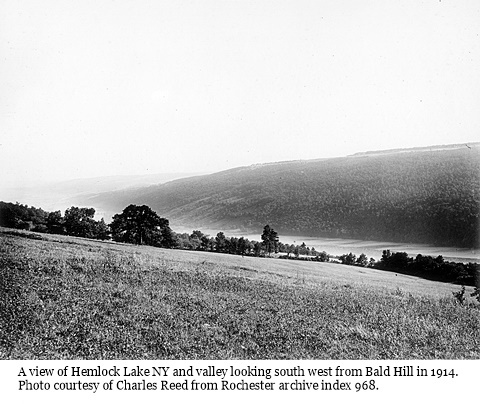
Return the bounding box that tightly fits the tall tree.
[237,237,250,256]
[110,204,172,247]
[261,224,279,256]
[215,232,227,253]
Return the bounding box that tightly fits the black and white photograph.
[1,0,479,402]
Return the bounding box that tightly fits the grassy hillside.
[1,228,479,359]
[84,145,480,248]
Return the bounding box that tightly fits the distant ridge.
[350,142,480,157]
[1,172,202,215]
[82,143,480,248]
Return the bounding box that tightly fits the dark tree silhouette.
[215,232,227,253]
[110,204,173,247]
[261,224,279,256]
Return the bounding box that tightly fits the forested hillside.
[85,145,480,248]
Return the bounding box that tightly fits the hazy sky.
[1,0,479,187]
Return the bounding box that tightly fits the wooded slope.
[86,145,480,248]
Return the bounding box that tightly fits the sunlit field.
[1,228,478,360]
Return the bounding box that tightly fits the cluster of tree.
[0,202,178,245]
[0,202,109,240]
[0,203,326,260]
[171,230,328,263]
[0,202,49,232]
[0,202,285,255]
[338,252,375,267]
[174,226,331,261]
[278,242,329,262]
[95,146,479,248]
[336,249,479,286]
[379,250,479,286]
[62,207,110,239]
[175,230,263,256]
[175,226,278,256]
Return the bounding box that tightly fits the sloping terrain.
[1,228,478,359]
[84,144,480,248]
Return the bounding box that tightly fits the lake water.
[174,226,479,263]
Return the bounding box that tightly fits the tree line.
[337,249,479,287]
[0,202,110,240]
[1,201,477,286]
[0,202,323,257]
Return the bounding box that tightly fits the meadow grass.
[1,228,478,359]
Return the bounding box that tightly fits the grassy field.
[1,228,479,359]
